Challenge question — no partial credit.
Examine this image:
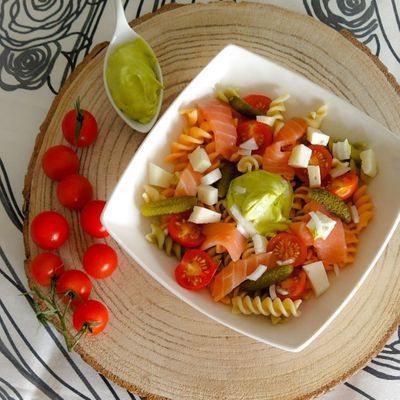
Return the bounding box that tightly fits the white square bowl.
[102,44,400,352]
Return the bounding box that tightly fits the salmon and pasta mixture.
[140,89,377,324]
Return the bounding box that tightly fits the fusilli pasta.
[290,185,310,221]
[266,94,290,134]
[305,104,328,129]
[352,185,374,232]
[231,292,302,322]
[145,224,182,259]
[237,155,263,173]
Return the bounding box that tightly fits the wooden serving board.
[23,3,400,400]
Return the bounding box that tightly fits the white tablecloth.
[1,1,399,399]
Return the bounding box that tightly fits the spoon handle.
[112,0,136,39]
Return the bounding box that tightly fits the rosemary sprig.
[26,277,92,351]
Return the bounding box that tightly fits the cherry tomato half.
[31,253,64,287]
[73,300,109,335]
[83,243,118,279]
[237,120,273,155]
[62,99,98,147]
[30,211,69,250]
[57,174,93,209]
[327,171,359,200]
[41,145,80,181]
[168,213,205,248]
[295,145,333,184]
[56,269,92,306]
[277,270,307,300]
[80,200,108,238]
[267,232,307,267]
[243,94,272,114]
[175,249,218,291]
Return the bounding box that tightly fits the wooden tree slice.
[23,3,400,400]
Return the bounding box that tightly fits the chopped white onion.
[188,147,211,173]
[276,287,289,296]
[330,166,351,179]
[333,264,340,277]
[269,284,277,300]
[234,186,247,195]
[201,168,222,185]
[239,138,259,151]
[236,224,250,238]
[238,148,252,156]
[230,205,258,237]
[148,163,174,188]
[189,206,221,224]
[350,205,360,224]
[256,115,276,126]
[276,258,295,266]
[246,264,268,281]
[252,234,267,254]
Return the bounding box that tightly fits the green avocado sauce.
[106,38,163,124]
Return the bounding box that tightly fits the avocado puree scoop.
[103,0,164,133]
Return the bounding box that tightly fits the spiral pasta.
[266,94,290,134]
[305,104,328,129]
[180,108,198,126]
[165,126,213,171]
[343,222,359,265]
[352,185,374,232]
[231,292,302,322]
[237,155,263,173]
[145,224,182,259]
[290,185,310,221]
[204,141,222,173]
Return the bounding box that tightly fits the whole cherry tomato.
[30,253,64,287]
[56,269,92,306]
[175,249,218,291]
[30,211,69,250]
[41,145,79,181]
[83,243,118,279]
[73,299,109,335]
[62,98,98,147]
[57,174,93,209]
[80,200,108,238]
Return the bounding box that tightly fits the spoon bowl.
[103,0,163,133]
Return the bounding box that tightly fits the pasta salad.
[140,89,377,324]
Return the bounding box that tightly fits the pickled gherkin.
[240,264,294,292]
[229,96,263,118]
[140,196,196,217]
[217,162,236,198]
[309,188,351,223]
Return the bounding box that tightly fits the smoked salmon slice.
[174,165,202,196]
[198,99,237,159]
[289,221,314,247]
[210,252,277,302]
[263,118,307,180]
[200,223,247,262]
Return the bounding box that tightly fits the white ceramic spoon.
[103,0,163,133]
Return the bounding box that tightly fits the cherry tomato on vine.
[327,171,359,200]
[30,211,69,250]
[295,145,333,184]
[243,94,272,114]
[41,145,80,181]
[31,253,64,287]
[175,249,218,291]
[73,299,109,335]
[277,270,307,300]
[62,98,98,147]
[267,232,307,267]
[168,213,205,248]
[237,120,273,155]
[56,269,92,306]
[80,200,108,238]
[57,174,93,209]
[83,243,118,279]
